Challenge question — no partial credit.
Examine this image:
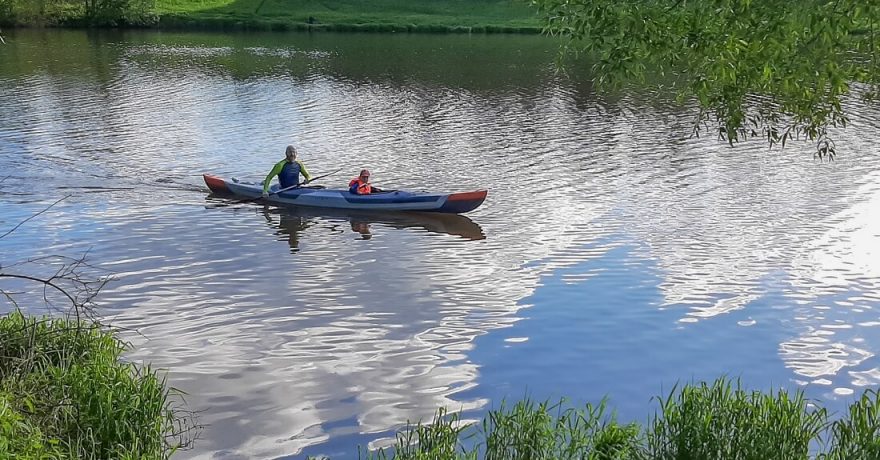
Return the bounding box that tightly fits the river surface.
[2,29,880,459]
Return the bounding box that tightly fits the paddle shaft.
[300,168,343,188]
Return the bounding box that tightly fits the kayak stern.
[204,174,231,194]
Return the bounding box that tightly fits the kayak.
[203,174,487,214]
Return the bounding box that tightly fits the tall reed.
[355,378,880,460]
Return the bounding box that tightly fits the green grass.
[825,390,880,460]
[0,310,192,460]
[153,0,541,32]
[0,0,542,32]
[647,380,824,460]
[350,378,880,460]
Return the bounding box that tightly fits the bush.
[0,0,13,25]
[0,0,156,27]
[81,0,155,26]
[0,311,192,459]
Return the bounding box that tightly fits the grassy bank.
[153,0,541,33]
[0,311,191,459]
[351,378,880,459]
[0,0,542,33]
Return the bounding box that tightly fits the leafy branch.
[534,0,880,158]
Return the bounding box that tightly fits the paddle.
[239,168,343,203]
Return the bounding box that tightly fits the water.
[2,29,880,459]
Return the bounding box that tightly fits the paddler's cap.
[359,169,371,177]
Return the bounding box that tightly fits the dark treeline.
[0,0,156,26]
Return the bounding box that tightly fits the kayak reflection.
[204,194,485,248]
[199,195,486,250]
[258,205,486,249]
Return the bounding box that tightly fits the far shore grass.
[153,0,543,33]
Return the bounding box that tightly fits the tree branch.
[1,289,21,309]
[0,195,69,240]
[0,274,79,308]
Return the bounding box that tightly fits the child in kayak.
[349,169,384,195]
[262,145,312,198]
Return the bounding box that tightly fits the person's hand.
[261,191,269,199]
[304,179,311,185]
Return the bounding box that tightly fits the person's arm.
[263,160,286,194]
[298,161,312,183]
[349,180,360,194]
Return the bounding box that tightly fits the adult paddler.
[262,145,312,198]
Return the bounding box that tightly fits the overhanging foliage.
[534,0,880,157]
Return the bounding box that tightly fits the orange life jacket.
[349,178,372,194]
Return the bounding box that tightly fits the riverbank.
[0,0,543,33]
[0,311,191,459]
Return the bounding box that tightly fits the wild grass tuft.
[824,389,880,460]
[0,310,195,459]
[480,398,639,460]
[358,398,638,460]
[359,407,472,460]
[647,378,825,460]
[354,377,880,460]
